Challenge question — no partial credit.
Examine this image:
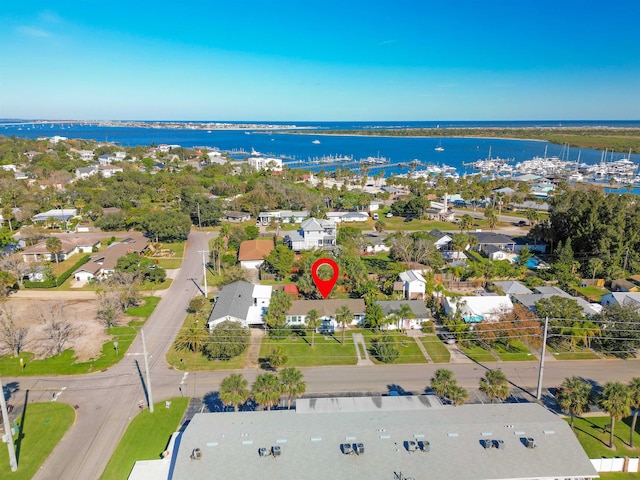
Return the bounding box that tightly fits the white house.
[207,281,273,329]
[601,292,640,310]
[376,300,430,330]
[427,229,453,250]
[443,295,514,323]
[258,210,308,224]
[248,156,283,172]
[284,217,336,251]
[98,164,124,178]
[398,270,427,300]
[285,299,366,331]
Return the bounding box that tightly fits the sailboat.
[434,140,444,152]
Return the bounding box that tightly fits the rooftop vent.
[417,440,430,452]
[191,448,202,460]
[482,439,494,450]
[525,437,536,449]
[272,446,281,457]
[405,440,417,452]
[342,443,353,455]
[258,448,268,457]
[496,440,505,450]
[355,443,365,455]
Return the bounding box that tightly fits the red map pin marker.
[311,258,339,299]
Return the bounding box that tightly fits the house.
[483,244,512,262]
[238,239,274,269]
[248,156,283,172]
[398,270,427,300]
[285,299,366,331]
[611,279,639,292]
[75,166,98,179]
[32,208,78,224]
[469,231,516,254]
[22,236,101,263]
[601,292,640,310]
[258,210,308,224]
[368,200,385,212]
[492,281,533,295]
[207,281,273,329]
[512,286,600,317]
[376,300,430,330]
[427,229,452,250]
[339,212,369,223]
[284,217,336,252]
[73,235,148,281]
[364,235,390,254]
[76,149,95,161]
[97,154,116,166]
[443,295,514,323]
[147,399,598,480]
[224,211,252,223]
[98,164,123,178]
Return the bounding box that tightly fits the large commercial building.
[132,396,598,480]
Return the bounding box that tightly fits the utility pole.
[536,317,549,400]
[198,250,209,298]
[0,377,18,472]
[141,330,154,413]
[196,202,201,229]
[623,247,629,273]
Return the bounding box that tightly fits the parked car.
[439,332,457,345]
[372,213,379,220]
[386,212,393,218]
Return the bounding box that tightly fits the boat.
[434,140,444,152]
[312,140,321,144]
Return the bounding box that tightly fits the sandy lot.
[1,291,110,361]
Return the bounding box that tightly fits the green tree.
[484,206,498,231]
[174,323,208,353]
[430,368,455,401]
[265,290,292,333]
[593,304,640,358]
[460,214,474,232]
[201,321,250,360]
[534,296,586,349]
[598,381,631,449]
[448,384,469,406]
[263,244,295,279]
[46,236,62,265]
[279,367,306,409]
[392,303,415,331]
[252,373,282,410]
[364,302,385,330]
[335,304,352,345]
[2,205,14,231]
[219,373,250,412]
[144,209,192,242]
[266,345,288,370]
[306,309,321,348]
[552,238,580,289]
[556,376,592,431]
[244,225,259,240]
[479,369,510,403]
[628,377,640,449]
[370,334,398,363]
[515,245,533,269]
[0,271,17,297]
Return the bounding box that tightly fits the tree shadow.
[386,384,412,396]
[2,382,20,402]
[14,389,29,464]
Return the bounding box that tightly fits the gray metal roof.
[170,398,597,480]
[376,300,430,319]
[493,281,533,295]
[208,281,255,324]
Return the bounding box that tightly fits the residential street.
[1,229,637,480]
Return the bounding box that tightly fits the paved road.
[3,229,639,480]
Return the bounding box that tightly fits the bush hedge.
[24,254,91,288]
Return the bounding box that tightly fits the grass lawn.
[259,331,358,367]
[547,344,600,360]
[124,296,161,318]
[420,335,451,363]
[459,342,497,363]
[360,330,428,364]
[569,416,640,459]
[599,474,640,479]
[492,341,537,361]
[154,258,182,269]
[166,343,249,370]
[100,397,189,480]
[575,285,610,302]
[0,320,144,376]
[0,403,75,480]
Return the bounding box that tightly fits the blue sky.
[1,0,639,121]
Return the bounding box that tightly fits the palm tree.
[393,303,415,331]
[219,374,250,412]
[174,323,208,353]
[46,236,63,265]
[252,373,282,410]
[306,309,321,348]
[279,367,306,409]
[628,377,640,449]
[598,381,631,449]
[335,305,352,345]
[430,368,455,401]
[448,384,468,406]
[556,376,592,431]
[479,369,510,403]
[460,214,474,233]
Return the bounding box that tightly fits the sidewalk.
[352,333,374,366]
[406,330,433,362]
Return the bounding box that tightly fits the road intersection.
[1,229,637,480]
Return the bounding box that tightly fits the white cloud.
[378,40,397,46]
[17,26,51,37]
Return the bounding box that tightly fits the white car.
[386,212,393,218]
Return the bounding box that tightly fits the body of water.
[2,121,639,191]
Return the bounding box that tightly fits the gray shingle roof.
[208,281,255,323]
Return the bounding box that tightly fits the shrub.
[201,321,250,361]
[370,334,399,363]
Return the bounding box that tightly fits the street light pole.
[141,329,154,413]
[198,250,209,298]
[0,377,18,472]
[536,317,549,400]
